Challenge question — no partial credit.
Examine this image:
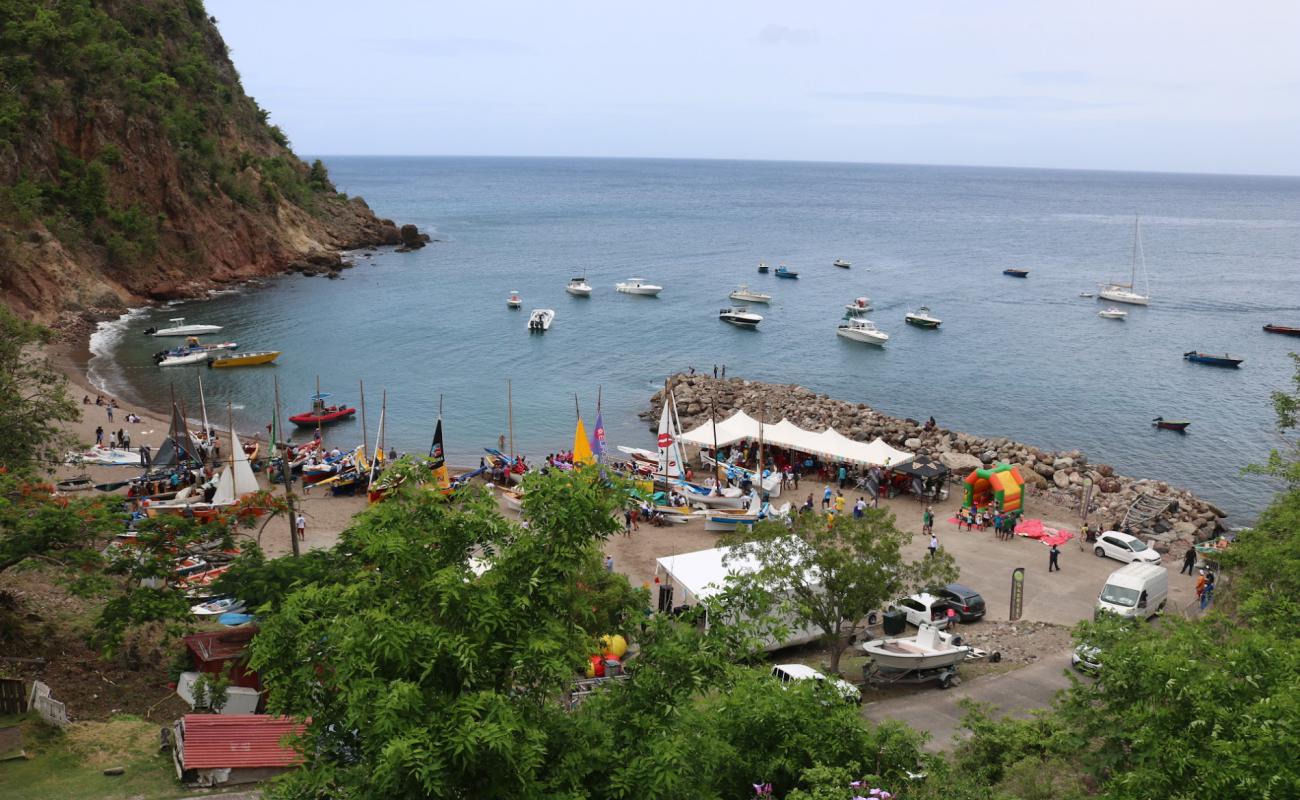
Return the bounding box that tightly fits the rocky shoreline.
[646,375,1229,552]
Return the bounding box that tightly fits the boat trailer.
[861,647,989,690]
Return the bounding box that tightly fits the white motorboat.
[191,597,246,617]
[844,296,873,316]
[507,290,522,308]
[1079,291,1096,298]
[615,277,663,296]
[729,284,771,304]
[1097,215,1152,306]
[159,351,212,367]
[860,623,971,671]
[719,307,763,328]
[833,258,852,268]
[527,308,555,331]
[146,318,223,337]
[1098,307,1128,319]
[566,277,593,296]
[837,318,889,345]
[904,306,943,329]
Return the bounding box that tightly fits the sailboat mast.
[197,373,210,446]
[757,401,765,484]
[315,375,323,440]
[661,378,670,479]
[369,391,386,487]
[1130,215,1139,288]
[507,379,515,460]
[274,376,299,557]
[359,380,368,456]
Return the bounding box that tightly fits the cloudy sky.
[210,0,1300,175]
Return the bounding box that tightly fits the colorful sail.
[655,399,682,477]
[573,418,595,465]
[590,411,606,461]
[429,419,451,492]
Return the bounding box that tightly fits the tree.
[722,509,958,674]
[0,304,79,473]
[1246,351,1300,487]
[0,469,119,574]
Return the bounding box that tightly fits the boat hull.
[1002,269,1029,278]
[210,351,281,368]
[729,292,771,304]
[1153,421,1191,432]
[151,325,223,336]
[289,408,357,427]
[837,328,888,346]
[703,512,758,532]
[1099,289,1149,305]
[1263,324,1300,337]
[861,642,969,671]
[159,352,210,367]
[905,317,941,329]
[1183,352,1242,368]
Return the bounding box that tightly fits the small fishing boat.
[507,290,522,309]
[615,277,663,296]
[1184,351,1244,368]
[289,392,357,427]
[56,474,95,492]
[729,284,771,304]
[1263,324,1300,337]
[702,493,762,532]
[566,277,593,296]
[757,260,770,274]
[145,318,224,336]
[1098,307,1128,320]
[844,296,873,316]
[1152,417,1191,432]
[210,351,281,368]
[774,264,799,279]
[837,318,889,346]
[1002,268,1029,278]
[833,258,852,269]
[1079,291,1096,298]
[904,306,942,329]
[153,340,237,363]
[527,308,555,331]
[860,623,971,672]
[158,350,212,367]
[719,307,763,328]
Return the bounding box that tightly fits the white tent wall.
[680,411,914,469]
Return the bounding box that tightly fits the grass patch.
[0,713,185,800]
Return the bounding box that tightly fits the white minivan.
[1096,562,1169,620]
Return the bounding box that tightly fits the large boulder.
[1019,467,1049,489]
[1052,457,1074,471]
[904,437,921,450]
[1053,470,1071,489]
[1099,477,1122,494]
[399,224,426,249]
[939,452,983,472]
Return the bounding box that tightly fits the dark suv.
[935,583,986,622]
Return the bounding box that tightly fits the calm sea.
[88,157,1300,521]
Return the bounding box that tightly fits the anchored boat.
[1263,324,1300,337]
[1152,417,1191,432]
[844,296,873,316]
[1184,351,1243,368]
[837,318,889,346]
[210,351,281,368]
[289,391,357,428]
[729,284,771,304]
[774,264,799,279]
[719,307,763,328]
[1002,268,1029,278]
[757,260,770,274]
[904,306,942,329]
[507,290,522,309]
[145,318,224,336]
[527,308,555,331]
[1098,216,1152,306]
[833,258,852,268]
[566,277,593,296]
[615,277,663,296]
[1098,307,1128,320]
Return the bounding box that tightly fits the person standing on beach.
[295,513,306,541]
[95,426,104,446]
[837,464,847,489]
[922,507,934,534]
[1181,546,1197,575]
[834,490,845,515]
[106,404,113,422]
[713,365,718,378]
[721,365,726,378]
[1048,543,1061,572]
[928,534,938,557]
[822,486,832,510]
[604,555,615,573]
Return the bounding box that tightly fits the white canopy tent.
[679,411,914,468]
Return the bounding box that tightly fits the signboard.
[1009,566,1026,621]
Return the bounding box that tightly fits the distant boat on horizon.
[1002,268,1029,278]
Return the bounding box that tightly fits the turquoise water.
[90,157,1300,520]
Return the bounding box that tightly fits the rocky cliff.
[649,374,1229,552]
[0,0,425,326]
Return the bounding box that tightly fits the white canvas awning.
[679,411,913,468]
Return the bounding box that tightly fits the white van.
[1096,562,1168,620]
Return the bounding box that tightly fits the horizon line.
[302,152,1300,181]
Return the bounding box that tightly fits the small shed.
[172,713,304,787]
[182,625,260,689]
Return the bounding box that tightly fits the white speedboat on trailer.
[507,290,522,308]
[837,318,889,345]
[1097,215,1152,306]
[146,318,223,337]
[566,277,593,296]
[615,277,663,296]
[844,296,873,316]
[861,623,971,671]
[719,307,763,328]
[1098,307,1128,320]
[729,284,771,304]
[527,309,555,331]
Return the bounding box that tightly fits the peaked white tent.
[679,411,913,468]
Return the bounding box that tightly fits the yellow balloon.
[600,634,628,659]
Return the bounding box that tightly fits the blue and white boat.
[774,264,799,279]
[1183,351,1243,368]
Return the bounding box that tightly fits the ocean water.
[88,157,1300,521]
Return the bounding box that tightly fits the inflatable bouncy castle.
[963,463,1026,513]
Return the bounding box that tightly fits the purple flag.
[590,412,606,460]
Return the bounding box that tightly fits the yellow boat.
[209,350,281,368]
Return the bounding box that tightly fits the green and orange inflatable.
[963,463,1026,513]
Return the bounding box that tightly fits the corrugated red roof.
[181,714,305,769]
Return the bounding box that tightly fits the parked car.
[770,663,861,703]
[888,593,953,630]
[1093,531,1161,564]
[1070,643,1102,674]
[933,583,986,623]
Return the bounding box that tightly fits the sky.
[209,0,1300,175]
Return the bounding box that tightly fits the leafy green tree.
[1247,351,1300,487]
[723,509,958,674]
[0,305,79,473]
[0,469,118,573]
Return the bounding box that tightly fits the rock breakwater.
[645,375,1228,552]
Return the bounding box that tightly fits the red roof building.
[174,713,305,787]
[182,625,260,689]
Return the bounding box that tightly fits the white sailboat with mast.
[1098,215,1152,306]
